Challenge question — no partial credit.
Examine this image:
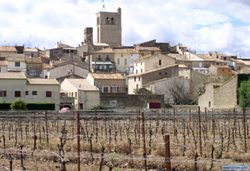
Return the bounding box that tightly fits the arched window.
[111,17,114,24]
[106,17,110,24]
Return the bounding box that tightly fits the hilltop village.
[0,8,250,111]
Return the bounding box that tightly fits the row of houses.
[0,43,249,110]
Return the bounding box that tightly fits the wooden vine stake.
[164,134,171,171]
[76,111,81,171]
[141,111,147,171]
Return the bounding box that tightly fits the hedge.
[26,103,55,110]
[0,103,11,110]
[0,103,55,111]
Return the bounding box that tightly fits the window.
[134,77,136,82]
[110,100,117,107]
[106,17,110,24]
[15,91,21,97]
[46,91,52,97]
[102,86,110,93]
[138,77,141,81]
[25,91,29,95]
[0,90,6,97]
[136,70,138,74]
[159,60,162,66]
[97,55,101,61]
[111,17,114,24]
[141,69,143,73]
[117,58,120,65]
[79,103,83,110]
[124,59,127,65]
[159,72,162,75]
[75,92,77,98]
[15,62,20,67]
[111,86,118,93]
[106,55,110,61]
[32,91,37,95]
[136,84,139,90]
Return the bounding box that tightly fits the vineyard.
[0,107,249,171]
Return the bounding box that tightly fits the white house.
[0,72,60,110]
[61,79,100,110]
[113,47,139,73]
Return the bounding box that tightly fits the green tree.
[134,88,152,95]
[239,80,250,109]
[11,100,27,111]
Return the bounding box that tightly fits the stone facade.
[61,79,100,110]
[134,54,176,74]
[87,73,126,94]
[128,65,179,94]
[198,76,237,109]
[96,8,122,47]
[100,93,164,108]
[0,72,60,110]
[145,76,191,104]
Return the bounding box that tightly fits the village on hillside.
[1,7,250,111]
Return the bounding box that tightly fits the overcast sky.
[1,0,250,57]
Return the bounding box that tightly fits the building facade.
[61,79,100,110]
[96,8,122,47]
[0,72,60,110]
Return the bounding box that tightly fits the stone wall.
[214,76,237,108]
[100,94,164,108]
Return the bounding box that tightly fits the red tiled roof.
[0,46,17,52]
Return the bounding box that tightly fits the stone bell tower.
[96,7,122,47]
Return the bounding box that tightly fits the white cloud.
[0,0,250,57]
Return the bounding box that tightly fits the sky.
[1,0,250,57]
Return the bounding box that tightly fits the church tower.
[96,7,122,47]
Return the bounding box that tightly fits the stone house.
[0,72,60,110]
[209,65,233,79]
[47,44,77,61]
[0,46,17,56]
[113,47,139,73]
[6,54,26,72]
[90,48,115,72]
[26,57,43,77]
[198,76,237,109]
[23,48,39,57]
[128,65,179,94]
[0,60,7,73]
[48,63,89,83]
[87,72,126,94]
[61,79,100,110]
[144,76,191,104]
[133,53,176,74]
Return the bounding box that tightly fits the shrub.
[239,80,250,109]
[11,100,27,111]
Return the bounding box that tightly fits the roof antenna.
[102,0,105,11]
